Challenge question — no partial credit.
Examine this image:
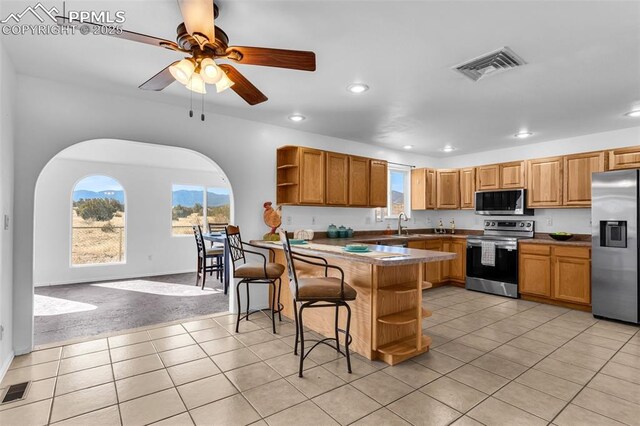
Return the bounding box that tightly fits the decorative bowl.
[289,239,308,245]
[550,233,573,241]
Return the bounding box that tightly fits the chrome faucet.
[397,212,408,235]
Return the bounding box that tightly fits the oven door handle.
[467,242,517,250]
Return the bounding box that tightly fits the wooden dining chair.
[192,225,224,290]
[278,230,357,377]
[225,225,285,334]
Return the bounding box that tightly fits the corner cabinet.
[276,146,386,207]
[519,243,591,307]
[369,160,388,207]
[563,151,606,206]
[526,157,563,208]
[436,169,460,209]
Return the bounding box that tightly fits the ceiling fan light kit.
[56,0,316,107]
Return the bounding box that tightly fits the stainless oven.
[465,220,534,298]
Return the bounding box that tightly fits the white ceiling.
[3,0,640,156]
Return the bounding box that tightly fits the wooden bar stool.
[278,230,357,378]
[226,225,285,334]
[192,225,224,290]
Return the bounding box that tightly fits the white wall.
[34,155,229,286]
[422,126,640,235]
[12,75,435,354]
[0,40,16,376]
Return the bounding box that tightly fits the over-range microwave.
[475,189,534,216]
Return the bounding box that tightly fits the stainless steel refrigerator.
[592,169,639,323]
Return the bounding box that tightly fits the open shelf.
[277,183,298,187]
[277,164,298,170]
[379,284,419,294]
[377,334,432,356]
[377,308,431,325]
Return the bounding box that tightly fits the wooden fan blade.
[219,64,268,105]
[225,46,316,71]
[177,0,215,46]
[139,63,177,91]
[56,16,182,51]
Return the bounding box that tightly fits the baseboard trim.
[34,269,196,287]
[0,351,15,383]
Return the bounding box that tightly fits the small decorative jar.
[338,225,347,238]
[346,228,354,238]
[327,224,338,238]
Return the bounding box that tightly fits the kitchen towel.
[481,241,496,267]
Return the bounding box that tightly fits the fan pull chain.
[189,77,194,118]
[201,92,205,121]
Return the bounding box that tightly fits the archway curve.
[32,138,235,346]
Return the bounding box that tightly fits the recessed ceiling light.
[625,109,640,118]
[403,145,413,150]
[288,114,306,122]
[347,83,370,94]
[515,131,533,139]
[441,145,456,153]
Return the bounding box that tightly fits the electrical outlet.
[0,325,4,340]
[546,217,553,226]
[3,214,8,231]
[311,216,316,225]
[286,216,292,225]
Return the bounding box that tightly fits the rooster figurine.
[263,201,282,240]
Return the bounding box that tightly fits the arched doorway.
[33,139,235,345]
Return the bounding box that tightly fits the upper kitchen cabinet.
[563,151,606,206]
[348,156,370,206]
[369,160,388,207]
[459,168,475,209]
[500,161,526,188]
[325,152,349,206]
[476,164,500,191]
[527,156,563,208]
[299,148,326,204]
[411,168,437,210]
[608,146,640,170]
[436,169,460,209]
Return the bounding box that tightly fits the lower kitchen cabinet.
[519,243,591,306]
[408,238,465,285]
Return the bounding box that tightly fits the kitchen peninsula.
[252,240,455,365]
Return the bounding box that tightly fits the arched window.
[71,175,126,265]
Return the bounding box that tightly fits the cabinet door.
[299,148,325,204]
[527,157,563,208]
[608,146,640,170]
[325,152,348,205]
[424,240,443,283]
[553,256,591,305]
[476,165,500,191]
[459,168,475,209]
[563,152,606,206]
[348,156,369,206]
[411,168,426,210]
[436,170,460,209]
[519,253,552,297]
[447,240,466,282]
[500,161,526,188]
[425,169,437,209]
[369,160,388,207]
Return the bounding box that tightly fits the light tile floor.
[1,285,640,425]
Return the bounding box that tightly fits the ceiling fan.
[56,0,316,106]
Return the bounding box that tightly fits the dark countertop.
[520,238,592,247]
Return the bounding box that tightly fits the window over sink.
[387,165,411,218]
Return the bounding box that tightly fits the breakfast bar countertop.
[250,239,456,266]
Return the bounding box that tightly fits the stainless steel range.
[466,220,534,298]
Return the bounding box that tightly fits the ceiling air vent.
[454,47,526,82]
